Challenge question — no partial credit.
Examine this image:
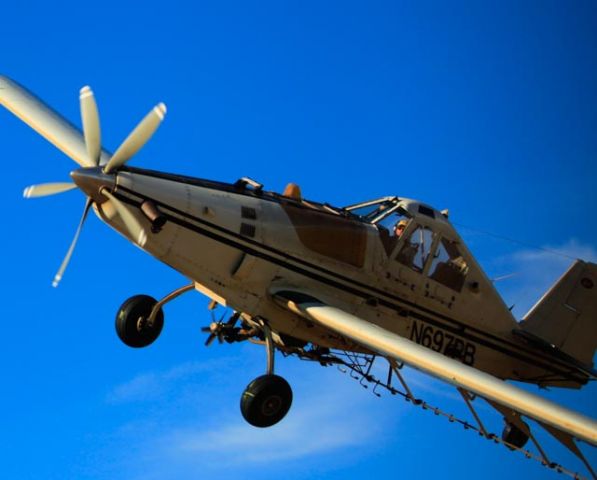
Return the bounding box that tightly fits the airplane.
[1,75,596,478]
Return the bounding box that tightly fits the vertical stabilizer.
[521,260,597,366]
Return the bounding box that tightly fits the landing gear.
[115,294,164,348]
[237,317,293,428]
[240,374,293,428]
[115,283,195,348]
[502,421,530,449]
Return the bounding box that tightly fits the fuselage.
[84,166,589,389]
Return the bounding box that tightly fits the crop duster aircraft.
[1,75,596,478]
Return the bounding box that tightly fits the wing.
[0,75,111,167]
[271,288,597,451]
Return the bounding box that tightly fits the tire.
[240,374,293,428]
[115,294,164,348]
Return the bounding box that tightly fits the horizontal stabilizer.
[0,75,110,167]
[522,260,597,367]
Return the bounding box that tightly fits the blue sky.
[1,1,596,479]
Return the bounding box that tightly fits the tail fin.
[521,260,597,366]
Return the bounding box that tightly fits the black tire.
[240,374,293,428]
[502,422,529,449]
[115,294,164,348]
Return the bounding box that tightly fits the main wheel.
[502,422,529,449]
[115,294,164,348]
[240,374,293,428]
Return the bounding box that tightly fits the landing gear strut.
[240,319,293,428]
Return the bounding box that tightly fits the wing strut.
[458,388,491,438]
[388,359,419,403]
[540,422,597,479]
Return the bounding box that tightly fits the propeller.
[202,311,241,346]
[80,86,101,166]
[100,189,148,247]
[201,323,222,347]
[23,182,77,198]
[52,199,93,287]
[23,85,167,286]
[103,103,166,174]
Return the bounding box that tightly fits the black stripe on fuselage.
[113,182,586,383]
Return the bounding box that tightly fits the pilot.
[394,219,408,237]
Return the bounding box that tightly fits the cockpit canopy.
[344,196,445,226]
[346,197,468,292]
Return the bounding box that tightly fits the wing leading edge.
[271,289,597,447]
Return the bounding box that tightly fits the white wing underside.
[272,289,597,448]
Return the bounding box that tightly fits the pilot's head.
[394,219,408,237]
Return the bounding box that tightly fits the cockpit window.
[375,210,409,232]
[395,225,435,272]
[376,211,412,256]
[428,237,468,292]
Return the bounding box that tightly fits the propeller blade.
[103,103,167,174]
[100,189,148,246]
[52,198,93,287]
[226,312,240,326]
[79,86,101,166]
[23,182,77,198]
[0,75,101,168]
[205,334,216,347]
